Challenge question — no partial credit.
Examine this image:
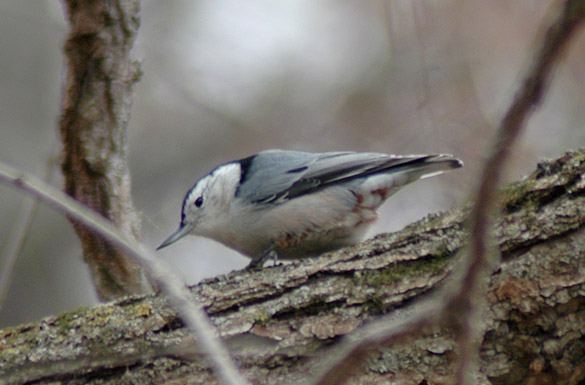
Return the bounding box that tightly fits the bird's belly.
[246,202,376,259]
[221,186,383,260]
[273,224,369,259]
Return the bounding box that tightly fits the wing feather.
[235,150,460,205]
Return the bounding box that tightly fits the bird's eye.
[194,196,204,208]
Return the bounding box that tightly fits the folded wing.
[236,150,462,205]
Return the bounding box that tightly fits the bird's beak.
[157,223,194,250]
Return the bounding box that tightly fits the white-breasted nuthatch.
[158,150,462,268]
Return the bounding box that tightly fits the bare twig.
[0,198,39,307]
[0,151,58,310]
[452,2,585,384]
[311,2,585,384]
[0,161,249,385]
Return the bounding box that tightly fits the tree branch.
[1,149,585,384]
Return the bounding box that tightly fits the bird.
[157,150,462,269]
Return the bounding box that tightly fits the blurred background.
[1,0,584,327]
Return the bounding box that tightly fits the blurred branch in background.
[0,149,58,310]
[58,0,150,300]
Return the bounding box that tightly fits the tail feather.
[381,154,462,183]
[411,155,463,180]
[353,154,462,203]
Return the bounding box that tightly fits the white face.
[158,162,242,250]
[181,162,242,234]
[180,174,212,230]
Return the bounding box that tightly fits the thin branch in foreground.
[311,2,585,385]
[0,161,250,385]
[453,2,585,384]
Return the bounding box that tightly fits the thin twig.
[0,151,58,310]
[0,199,38,307]
[0,161,249,385]
[453,2,585,384]
[311,2,585,384]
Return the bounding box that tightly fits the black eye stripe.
[194,196,204,207]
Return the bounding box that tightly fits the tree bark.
[1,149,585,384]
[58,0,149,300]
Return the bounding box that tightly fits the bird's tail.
[388,154,463,184]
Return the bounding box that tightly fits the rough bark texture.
[58,0,148,300]
[1,149,585,384]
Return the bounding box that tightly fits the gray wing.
[235,150,461,205]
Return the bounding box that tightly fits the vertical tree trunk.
[59,0,150,300]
